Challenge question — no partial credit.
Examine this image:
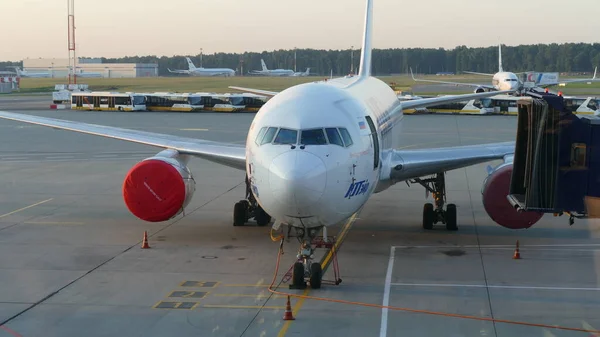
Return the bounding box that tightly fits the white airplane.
[0,0,533,289]
[168,57,235,77]
[11,67,51,78]
[249,59,295,76]
[410,45,521,93]
[74,69,103,78]
[292,68,311,77]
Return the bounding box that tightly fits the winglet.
[357,0,373,78]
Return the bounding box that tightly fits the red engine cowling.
[122,153,195,222]
[481,163,543,229]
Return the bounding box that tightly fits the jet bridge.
[507,92,600,223]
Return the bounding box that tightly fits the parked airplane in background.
[249,59,294,76]
[168,57,235,77]
[11,67,51,78]
[0,0,529,289]
[74,69,103,78]
[411,45,520,93]
[292,68,311,77]
[411,45,599,93]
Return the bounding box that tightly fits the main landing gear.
[233,176,271,227]
[411,172,458,231]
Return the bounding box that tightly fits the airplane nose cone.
[269,151,327,215]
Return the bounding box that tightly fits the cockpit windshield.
[255,126,353,147]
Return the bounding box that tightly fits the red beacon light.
[544,88,549,93]
[558,91,563,97]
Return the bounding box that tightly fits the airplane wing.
[229,86,279,97]
[167,68,189,74]
[539,67,598,88]
[384,142,514,183]
[463,71,495,76]
[0,111,246,170]
[400,90,513,110]
[411,69,496,90]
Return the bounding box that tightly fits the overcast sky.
[2,0,599,61]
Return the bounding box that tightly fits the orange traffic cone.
[513,240,521,259]
[141,231,150,249]
[283,296,295,320]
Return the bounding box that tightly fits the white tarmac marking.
[379,246,395,337]
[45,156,74,159]
[390,283,600,292]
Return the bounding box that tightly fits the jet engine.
[481,162,543,229]
[474,87,486,93]
[122,149,196,222]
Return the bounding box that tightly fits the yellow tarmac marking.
[213,294,286,298]
[24,221,84,225]
[0,198,53,219]
[202,304,286,309]
[277,213,358,337]
[180,128,209,131]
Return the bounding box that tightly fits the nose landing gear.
[233,176,271,227]
[412,172,457,231]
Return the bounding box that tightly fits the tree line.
[3,43,600,76]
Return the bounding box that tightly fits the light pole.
[200,48,203,68]
[294,47,297,72]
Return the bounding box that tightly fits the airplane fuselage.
[492,72,520,91]
[191,68,236,77]
[246,75,402,228]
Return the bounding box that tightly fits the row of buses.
[417,94,600,116]
[70,92,268,112]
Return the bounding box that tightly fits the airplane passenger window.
[301,129,327,145]
[255,127,267,145]
[325,128,344,147]
[339,128,353,147]
[274,128,298,145]
[261,127,278,145]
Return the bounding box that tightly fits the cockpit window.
[339,128,353,147]
[274,128,298,145]
[255,127,267,146]
[325,128,344,147]
[301,128,327,145]
[260,127,278,145]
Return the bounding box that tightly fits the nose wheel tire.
[255,207,271,226]
[309,263,322,289]
[445,204,458,231]
[292,262,306,288]
[423,203,434,230]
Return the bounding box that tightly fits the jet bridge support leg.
[412,172,458,231]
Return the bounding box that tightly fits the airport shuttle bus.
[202,94,246,112]
[424,94,600,116]
[144,93,206,112]
[221,93,267,112]
[71,92,146,111]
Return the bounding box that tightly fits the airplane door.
[364,116,379,169]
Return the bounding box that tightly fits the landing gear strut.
[288,226,326,289]
[411,172,457,231]
[233,175,271,226]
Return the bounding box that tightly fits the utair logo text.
[345,179,369,199]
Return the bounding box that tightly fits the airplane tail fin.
[593,67,597,80]
[261,59,268,71]
[186,57,197,70]
[357,0,373,78]
[13,67,22,76]
[306,68,310,75]
[498,44,503,73]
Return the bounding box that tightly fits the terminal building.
[23,58,158,78]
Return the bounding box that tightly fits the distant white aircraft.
[74,69,103,78]
[249,59,294,76]
[292,68,311,77]
[0,0,525,289]
[412,45,599,92]
[168,57,235,77]
[11,67,51,78]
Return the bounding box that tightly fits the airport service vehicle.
[425,94,600,116]
[216,93,267,112]
[2,0,563,289]
[411,45,598,93]
[71,92,146,111]
[145,93,206,112]
[249,59,295,76]
[168,57,235,77]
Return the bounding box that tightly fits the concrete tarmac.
[0,106,599,337]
